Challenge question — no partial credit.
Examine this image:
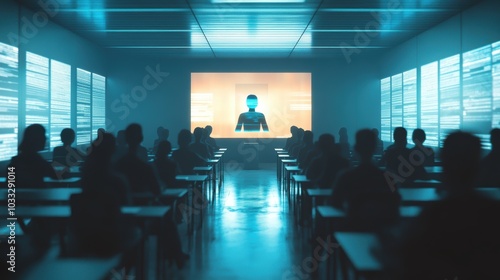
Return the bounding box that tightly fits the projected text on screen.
[381,40,500,148]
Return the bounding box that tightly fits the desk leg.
[58,219,67,257]
[157,216,166,279]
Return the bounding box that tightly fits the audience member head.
[124,123,143,148]
[19,124,46,153]
[290,126,298,137]
[157,126,164,138]
[490,128,500,151]
[116,130,126,146]
[60,128,76,146]
[89,133,116,160]
[339,127,348,143]
[412,128,426,145]
[303,131,313,145]
[297,128,304,141]
[205,125,213,136]
[442,131,481,191]
[156,140,172,159]
[355,129,376,161]
[178,129,192,148]
[372,128,380,138]
[193,127,203,142]
[201,127,209,141]
[97,128,105,136]
[162,128,169,140]
[393,127,407,146]
[94,128,106,145]
[318,133,336,153]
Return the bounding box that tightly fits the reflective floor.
[173,164,309,280]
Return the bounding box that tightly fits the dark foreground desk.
[21,254,122,280]
[0,205,171,280]
[0,177,81,188]
[334,232,383,279]
[0,188,81,203]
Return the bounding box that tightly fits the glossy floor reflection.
[175,164,306,280]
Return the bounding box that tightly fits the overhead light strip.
[107,46,387,49]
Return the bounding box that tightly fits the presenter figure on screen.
[235,94,269,132]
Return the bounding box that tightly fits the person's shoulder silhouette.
[332,130,400,210]
[154,140,179,188]
[391,132,500,279]
[235,94,269,132]
[8,124,57,188]
[115,123,160,195]
[478,128,500,187]
[172,129,206,174]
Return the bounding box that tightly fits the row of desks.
[0,203,170,279]
[0,148,229,279]
[0,174,209,280]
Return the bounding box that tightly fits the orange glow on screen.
[191,73,311,138]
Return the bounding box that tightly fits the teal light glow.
[212,0,305,3]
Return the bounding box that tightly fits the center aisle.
[175,163,307,280]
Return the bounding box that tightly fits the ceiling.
[18,0,483,58]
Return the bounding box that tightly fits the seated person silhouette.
[378,127,426,187]
[204,125,219,151]
[115,123,161,196]
[53,128,86,167]
[235,94,269,132]
[190,127,212,160]
[153,126,169,154]
[372,128,384,156]
[8,124,58,188]
[154,140,180,188]
[6,124,59,258]
[112,130,127,163]
[70,133,137,259]
[410,128,435,166]
[171,129,206,175]
[297,130,314,167]
[477,128,500,187]
[331,129,400,231]
[388,132,500,279]
[306,133,349,189]
[284,126,299,151]
[338,127,351,159]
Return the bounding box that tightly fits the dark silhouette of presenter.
[235,94,269,132]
